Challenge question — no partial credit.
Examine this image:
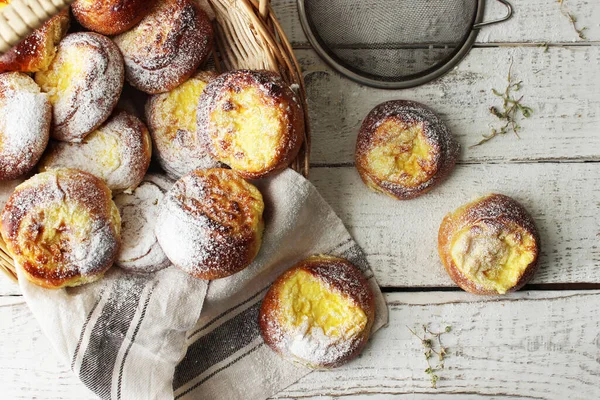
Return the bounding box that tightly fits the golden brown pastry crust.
[197,70,305,179]
[259,255,375,369]
[113,0,213,94]
[0,8,70,73]
[355,100,459,200]
[38,111,152,193]
[72,0,156,35]
[155,168,264,280]
[438,194,541,295]
[0,72,51,180]
[34,32,124,142]
[1,169,121,289]
[145,70,220,178]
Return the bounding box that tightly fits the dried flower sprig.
[471,59,533,148]
[558,0,587,39]
[407,325,451,389]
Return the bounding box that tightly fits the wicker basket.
[0,0,311,283]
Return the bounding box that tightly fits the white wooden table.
[1,0,599,398]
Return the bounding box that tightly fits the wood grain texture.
[2,291,599,399]
[271,0,600,45]
[297,46,600,165]
[309,163,600,287]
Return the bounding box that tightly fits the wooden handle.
[0,0,74,54]
[258,0,269,19]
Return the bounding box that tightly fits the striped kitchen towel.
[17,169,388,400]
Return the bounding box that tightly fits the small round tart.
[260,255,375,369]
[34,32,124,142]
[72,0,156,35]
[1,169,121,289]
[0,72,51,180]
[114,174,173,273]
[113,0,213,94]
[155,168,264,280]
[146,70,221,178]
[38,111,152,193]
[355,100,459,200]
[0,6,70,73]
[438,194,540,295]
[197,70,305,179]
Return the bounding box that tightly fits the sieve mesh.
[301,0,479,85]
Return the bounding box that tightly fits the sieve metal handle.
[473,0,513,28]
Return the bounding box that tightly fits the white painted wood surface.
[1,0,599,399]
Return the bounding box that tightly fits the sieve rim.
[297,0,486,89]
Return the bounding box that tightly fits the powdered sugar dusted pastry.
[0,179,23,210]
[113,0,213,94]
[0,73,51,180]
[259,255,375,369]
[198,70,305,179]
[155,168,264,280]
[114,174,172,273]
[72,0,156,35]
[38,111,152,193]
[146,70,220,178]
[356,100,459,200]
[34,32,124,142]
[0,6,69,73]
[1,169,121,289]
[438,194,540,295]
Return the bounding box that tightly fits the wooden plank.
[309,163,600,287]
[272,0,600,45]
[1,291,599,399]
[276,290,600,399]
[297,45,600,165]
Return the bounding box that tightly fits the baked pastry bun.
[113,0,213,94]
[0,6,69,73]
[355,100,459,200]
[114,173,172,273]
[197,70,305,179]
[155,168,264,280]
[0,72,51,180]
[146,70,221,178]
[34,32,124,142]
[1,169,121,289]
[72,0,156,35]
[438,194,540,295]
[38,111,152,193]
[260,255,375,369]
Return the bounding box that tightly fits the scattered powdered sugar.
[114,174,173,273]
[35,32,124,142]
[39,111,151,193]
[0,73,50,180]
[113,0,213,94]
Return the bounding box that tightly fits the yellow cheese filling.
[450,222,536,294]
[35,46,89,105]
[278,269,367,339]
[365,119,435,187]
[210,87,285,172]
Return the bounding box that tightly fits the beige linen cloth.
[17,169,388,400]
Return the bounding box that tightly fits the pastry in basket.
[113,0,213,94]
[1,169,121,289]
[0,5,69,73]
[34,32,124,142]
[38,111,152,193]
[259,255,375,369]
[197,70,305,179]
[72,0,156,35]
[0,72,51,180]
[438,194,540,295]
[114,173,172,273]
[155,168,264,280]
[146,70,221,178]
[355,100,459,200]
